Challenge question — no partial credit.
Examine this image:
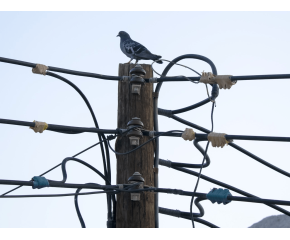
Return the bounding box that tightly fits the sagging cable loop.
[207,132,233,148]
[32,64,48,75]
[182,128,196,141]
[30,120,48,133]
[32,176,50,189]
[207,188,232,205]
[199,72,236,89]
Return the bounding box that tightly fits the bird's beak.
[117,34,120,37]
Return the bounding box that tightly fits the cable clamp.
[32,176,50,189]
[206,188,232,205]
[207,132,233,148]
[30,120,48,133]
[181,128,196,141]
[148,131,155,138]
[32,64,48,75]
[117,184,124,189]
[149,77,158,83]
[121,76,130,82]
[199,72,235,89]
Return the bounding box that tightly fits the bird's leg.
[135,59,139,64]
[127,59,133,64]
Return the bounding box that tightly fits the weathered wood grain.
[116,63,154,228]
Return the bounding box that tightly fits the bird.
[117,31,163,64]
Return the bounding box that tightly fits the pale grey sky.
[0,11,290,228]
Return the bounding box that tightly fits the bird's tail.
[153,55,163,64]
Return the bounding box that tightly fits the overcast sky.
[0,10,290,228]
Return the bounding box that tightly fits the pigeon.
[117,31,163,64]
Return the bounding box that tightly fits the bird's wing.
[123,40,150,56]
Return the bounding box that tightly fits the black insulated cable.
[159,207,219,228]
[190,102,215,228]
[1,140,106,196]
[153,54,218,228]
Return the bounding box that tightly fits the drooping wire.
[1,139,107,196]
[190,102,215,228]
[151,59,201,83]
[74,182,141,228]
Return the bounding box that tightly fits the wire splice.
[32,64,48,75]
[199,72,236,89]
[29,120,48,133]
[181,128,196,141]
[32,176,50,189]
[208,132,233,148]
[207,188,232,205]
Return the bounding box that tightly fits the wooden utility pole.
[116,63,155,228]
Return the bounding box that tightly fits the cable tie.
[149,77,158,83]
[32,64,48,75]
[206,188,232,205]
[148,131,155,138]
[121,76,130,82]
[207,132,233,148]
[181,128,196,141]
[199,72,235,89]
[30,120,48,133]
[158,108,173,118]
[32,176,50,189]
[117,184,124,189]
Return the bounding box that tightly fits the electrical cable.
[190,102,215,228]
[1,140,107,196]
[74,182,141,228]
[151,58,201,82]
[160,164,290,216]
[46,71,114,224]
[153,54,218,228]
[49,157,110,184]
[107,130,183,155]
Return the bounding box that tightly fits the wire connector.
[32,64,48,75]
[30,120,48,133]
[199,72,235,89]
[207,132,233,148]
[206,188,232,205]
[149,77,158,83]
[148,131,155,137]
[32,176,50,189]
[117,184,124,189]
[182,128,196,141]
